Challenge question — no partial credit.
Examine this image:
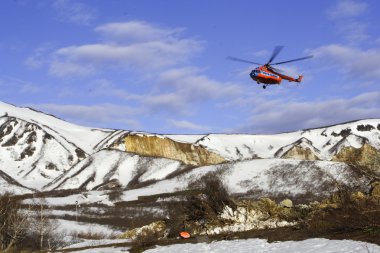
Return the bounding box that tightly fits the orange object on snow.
[180,231,190,239]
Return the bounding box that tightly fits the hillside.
[0,101,379,252]
[0,101,378,195]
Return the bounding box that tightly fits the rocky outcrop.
[275,138,320,160]
[121,134,226,166]
[370,182,380,197]
[332,143,380,174]
[281,146,320,160]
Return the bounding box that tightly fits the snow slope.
[144,238,380,253]
[0,170,33,194]
[56,238,380,253]
[0,102,112,153]
[33,158,370,207]
[44,150,183,191]
[115,158,368,203]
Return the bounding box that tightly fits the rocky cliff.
[119,134,226,166]
[281,146,320,160]
[274,138,320,161]
[332,143,380,174]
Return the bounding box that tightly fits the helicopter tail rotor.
[296,75,304,82]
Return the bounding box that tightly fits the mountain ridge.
[0,101,378,197]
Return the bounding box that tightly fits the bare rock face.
[281,146,320,160]
[122,134,226,166]
[370,182,380,197]
[332,143,380,174]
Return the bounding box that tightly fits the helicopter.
[227,46,313,89]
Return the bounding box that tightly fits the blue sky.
[1,0,379,134]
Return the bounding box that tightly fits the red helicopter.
[227,46,313,89]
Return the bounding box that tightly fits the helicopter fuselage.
[250,66,302,86]
[250,66,281,84]
[249,66,282,84]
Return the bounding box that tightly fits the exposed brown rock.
[370,181,380,197]
[331,143,380,173]
[121,134,226,166]
[281,146,319,160]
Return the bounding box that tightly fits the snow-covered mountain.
[0,101,379,196]
[0,102,113,190]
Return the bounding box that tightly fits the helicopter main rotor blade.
[267,66,285,74]
[226,56,262,65]
[271,55,314,65]
[267,46,284,65]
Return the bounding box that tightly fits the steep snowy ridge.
[0,170,33,194]
[0,102,112,153]
[0,116,86,189]
[44,150,183,191]
[92,130,129,151]
[168,119,380,161]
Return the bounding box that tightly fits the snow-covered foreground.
[61,238,380,253]
[62,239,131,250]
[67,246,130,253]
[145,238,380,253]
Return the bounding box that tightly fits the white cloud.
[49,60,96,77]
[327,0,367,19]
[311,44,380,80]
[0,77,41,95]
[169,119,210,131]
[158,67,242,101]
[141,93,190,115]
[238,92,380,133]
[89,79,141,100]
[253,49,270,58]
[95,21,184,42]
[31,103,142,129]
[337,20,368,42]
[52,0,96,25]
[24,44,53,69]
[25,20,244,128]
[326,0,369,43]
[48,21,203,77]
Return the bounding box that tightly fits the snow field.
[145,238,380,253]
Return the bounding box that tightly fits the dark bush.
[186,172,236,220]
[164,172,236,238]
[0,192,29,252]
[306,188,380,236]
[108,188,124,202]
[331,128,351,137]
[357,124,375,132]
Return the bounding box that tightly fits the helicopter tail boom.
[296,75,303,82]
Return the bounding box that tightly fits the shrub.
[108,188,123,202]
[187,172,236,217]
[130,227,165,253]
[357,124,375,132]
[0,192,29,252]
[165,172,236,237]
